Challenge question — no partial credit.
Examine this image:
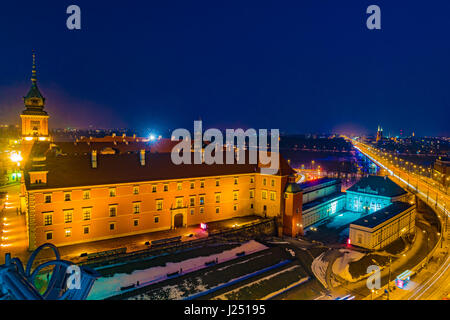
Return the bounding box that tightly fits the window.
[250,176,255,183]
[82,207,91,220]
[250,203,254,209]
[270,191,276,201]
[233,204,238,211]
[109,188,116,197]
[190,209,194,215]
[234,177,238,185]
[176,197,183,208]
[215,193,221,203]
[133,202,140,214]
[109,223,115,231]
[262,190,267,200]
[271,179,275,187]
[64,210,73,223]
[46,232,53,240]
[133,219,139,227]
[190,182,195,189]
[133,186,139,195]
[216,207,220,214]
[263,178,267,186]
[199,196,205,205]
[64,228,72,237]
[83,190,90,200]
[216,179,220,187]
[154,216,159,223]
[200,181,205,188]
[109,205,117,217]
[156,199,163,211]
[250,189,255,199]
[44,213,53,226]
[64,192,71,201]
[83,226,90,234]
[177,182,182,191]
[190,196,195,207]
[233,191,238,201]
[152,185,157,193]
[200,207,204,214]
[44,194,52,203]
[163,184,168,192]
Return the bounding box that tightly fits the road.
[349,139,449,300]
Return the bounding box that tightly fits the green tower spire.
[23,51,47,115]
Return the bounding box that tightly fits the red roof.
[25,146,294,189]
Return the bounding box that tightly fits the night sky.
[0,0,449,137]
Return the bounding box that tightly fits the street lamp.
[437,232,442,249]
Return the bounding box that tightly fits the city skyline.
[0,0,449,136]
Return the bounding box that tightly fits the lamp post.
[387,255,392,300]
[438,232,442,249]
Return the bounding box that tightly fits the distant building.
[346,175,409,214]
[433,157,449,188]
[349,201,416,250]
[376,125,383,143]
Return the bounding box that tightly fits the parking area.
[304,211,365,245]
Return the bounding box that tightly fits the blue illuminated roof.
[347,175,406,198]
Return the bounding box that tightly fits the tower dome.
[22,51,47,115]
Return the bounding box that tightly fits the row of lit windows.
[41,176,278,203]
[44,203,250,233]
[44,216,162,240]
[43,189,273,224]
[43,202,249,226]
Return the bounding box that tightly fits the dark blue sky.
[0,0,449,136]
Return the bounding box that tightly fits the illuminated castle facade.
[20,55,304,250]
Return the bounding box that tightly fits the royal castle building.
[20,55,304,250]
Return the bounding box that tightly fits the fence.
[80,218,276,270]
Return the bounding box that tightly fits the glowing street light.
[9,151,23,163]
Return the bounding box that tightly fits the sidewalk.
[0,184,28,263]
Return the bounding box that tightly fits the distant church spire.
[376,124,383,142]
[31,50,37,84]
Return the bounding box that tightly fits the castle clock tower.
[20,52,49,142]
